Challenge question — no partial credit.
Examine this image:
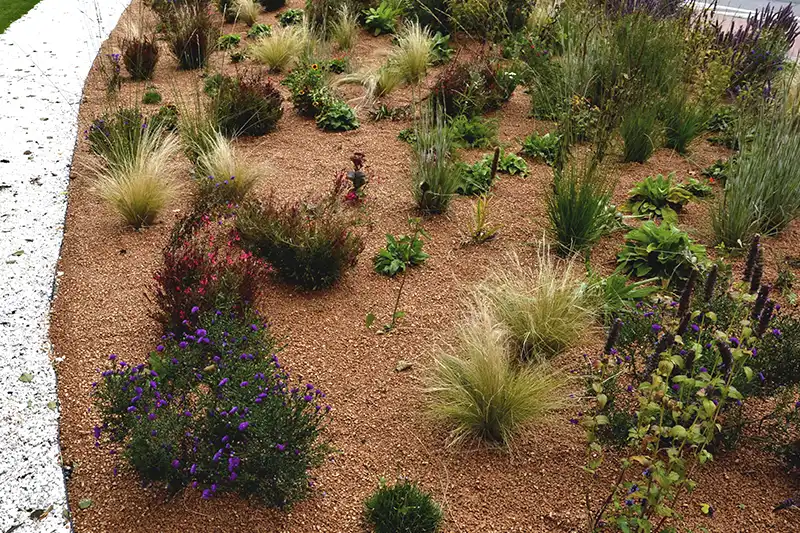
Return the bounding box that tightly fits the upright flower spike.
[743,234,761,282]
[717,339,734,381]
[678,269,697,317]
[749,247,764,294]
[757,300,776,337]
[704,263,718,302]
[676,312,692,336]
[604,319,622,355]
[752,284,772,320]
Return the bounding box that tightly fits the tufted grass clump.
[122,35,160,80]
[621,104,659,163]
[233,0,261,25]
[411,109,460,214]
[364,478,444,533]
[91,126,180,228]
[330,2,359,50]
[474,246,595,359]
[389,21,433,84]
[195,130,263,203]
[249,24,308,72]
[168,5,217,70]
[427,308,566,446]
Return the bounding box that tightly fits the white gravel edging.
[0,1,130,531]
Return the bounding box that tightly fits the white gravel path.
[0,1,130,531]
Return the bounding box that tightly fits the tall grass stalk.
[411,108,460,214]
[426,308,566,447]
[663,93,705,154]
[475,247,596,359]
[620,104,659,163]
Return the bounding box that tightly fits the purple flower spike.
[156,345,164,352]
[276,443,286,451]
[238,421,249,431]
[171,459,180,469]
[191,306,200,314]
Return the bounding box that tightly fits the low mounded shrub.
[93,305,331,507]
[278,8,304,26]
[122,36,160,80]
[210,72,284,137]
[364,479,444,533]
[617,221,707,282]
[431,59,516,118]
[236,179,364,289]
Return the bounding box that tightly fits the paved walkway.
[0,1,129,531]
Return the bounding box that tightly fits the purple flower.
[238,421,249,431]
[127,406,137,412]
[191,306,199,314]
[250,324,258,332]
[691,324,699,332]
[276,443,286,451]
[671,384,680,391]
[109,354,117,361]
[773,328,782,337]
[729,337,740,347]
[699,367,708,373]
[93,426,101,439]
[196,329,207,337]
[202,489,211,499]
[179,341,188,349]
[218,378,229,387]
[652,324,662,332]
[303,394,314,401]
[190,463,197,475]
[171,459,180,469]
[240,381,249,387]
[156,345,164,352]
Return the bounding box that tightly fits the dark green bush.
[150,104,179,131]
[142,89,163,105]
[521,131,560,166]
[236,181,364,289]
[210,73,284,137]
[93,305,331,506]
[315,98,360,131]
[248,23,273,38]
[364,479,443,533]
[662,94,705,154]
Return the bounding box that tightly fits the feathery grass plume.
[330,2,359,50]
[426,308,566,447]
[91,126,180,228]
[178,107,219,163]
[743,234,761,281]
[411,106,460,214]
[389,21,433,84]
[249,24,308,71]
[703,263,718,302]
[233,0,261,25]
[336,66,404,106]
[168,4,216,70]
[756,300,776,337]
[749,246,764,293]
[752,283,771,320]
[677,268,696,316]
[195,130,263,203]
[474,245,596,359]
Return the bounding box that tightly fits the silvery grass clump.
[194,130,264,204]
[88,121,180,228]
[426,305,566,447]
[474,246,596,359]
[249,24,309,72]
[410,108,460,214]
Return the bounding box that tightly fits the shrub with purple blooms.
[93,305,331,507]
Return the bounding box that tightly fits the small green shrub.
[248,23,273,38]
[151,104,179,131]
[142,88,163,105]
[373,220,429,277]
[122,35,160,80]
[363,0,406,35]
[625,173,695,224]
[217,33,242,50]
[701,158,733,184]
[364,479,443,533]
[617,221,707,282]
[315,98,359,131]
[621,104,659,163]
[278,8,304,26]
[456,149,523,196]
[475,246,596,359]
[236,181,364,289]
[282,63,329,117]
[449,115,497,148]
[431,59,515,117]
[427,308,566,445]
[683,177,713,198]
[521,131,559,166]
[430,31,454,65]
[467,194,501,244]
[590,273,658,325]
[230,49,247,62]
[209,72,284,137]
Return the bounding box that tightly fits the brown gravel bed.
[50,1,800,531]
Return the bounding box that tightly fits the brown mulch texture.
[50,1,800,532]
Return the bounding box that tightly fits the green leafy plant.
[363,0,406,36]
[373,219,429,277]
[247,23,273,38]
[151,104,179,132]
[364,478,443,533]
[282,62,329,117]
[209,72,284,137]
[427,308,566,446]
[521,131,559,166]
[449,115,497,148]
[617,221,707,282]
[683,177,713,198]
[230,50,247,62]
[411,110,460,214]
[315,98,359,131]
[701,157,733,184]
[625,173,695,224]
[236,179,364,289]
[475,245,596,359]
[142,88,163,105]
[589,272,658,324]
[430,31,454,65]
[278,8,304,26]
[217,33,242,50]
[467,194,501,244]
[497,151,527,175]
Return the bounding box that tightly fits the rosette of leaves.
[521,131,560,166]
[624,173,695,224]
[617,221,707,281]
[278,8,304,26]
[373,222,430,277]
[364,478,443,533]
[362,0,406,36]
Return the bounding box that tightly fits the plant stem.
[390,270,407,330]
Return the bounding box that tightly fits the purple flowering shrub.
[152,211,270,332]
[236,179,365,290]
[94,306,331,506]
[714,4,799,96]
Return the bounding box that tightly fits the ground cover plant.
[56,0,800,531]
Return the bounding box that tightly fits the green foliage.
[282,63,329,117]
[142,89,163,105]
[663,93,706,154]
[475,246,596,359]
[230,49,247,62]
[94,305,331,507]
[151,104,179,132]
[521,131,559,166]
[620,104,659,163]
[373,219,429,277]
[278,8,304,26]
[236,182,364,289]
[247,23,273,38]
[427,309,566,446]
[363,0,406,35]
[449,115,497,148]
[430,31,454,64]
[209,72,284,137]
[546,163,616,256]
[249,24,307,71]
[86,107,148,168]
[217,33,242,50]
[497,151,527,175]
[411,110,460,214]
[702,158,733,183]
[364,479,443,533]
[617,221,707,281]
[445,0,531,39]
[683,177,713,198]
[625,173,695,224]
[467,194,501,244]
[590,273,658,324]
[455,149,525,196]
[315,98,359,131]
[431,59,517,118]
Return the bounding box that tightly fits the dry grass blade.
[249,24,307,71]
[195,130,263,203]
